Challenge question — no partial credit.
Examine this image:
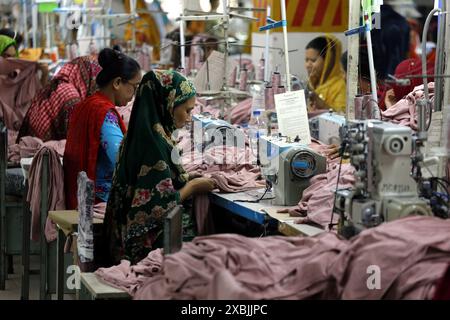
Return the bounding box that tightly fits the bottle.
[256,54,265,81]
[250,84,265,114]
[248,110,268,159]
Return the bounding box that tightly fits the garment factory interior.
[0,0,450,301]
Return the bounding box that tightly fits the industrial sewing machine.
[309,111,346,145]
[259,136,327,206]
[334,120,432,238]
[192,114,245,151]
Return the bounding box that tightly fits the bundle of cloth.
[95,215,450,300]
[177,129,265,235]
[381,82,434,130]
[96,232,346,299]
[0,57,41,131]
[8,135,66,165]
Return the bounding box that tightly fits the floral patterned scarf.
[102,70,196,265]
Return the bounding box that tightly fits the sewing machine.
[334,120,432,237]
[192,114,245,151]
[259,136,327,206]
[309,111,346,145]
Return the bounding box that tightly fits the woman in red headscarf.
[384,57,435,109]
[18,56,101,141]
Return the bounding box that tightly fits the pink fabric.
[27,146,66,242]
[116,99,134,128]
[95,249,163,295]
[229,98,252,125]
[96,217,450,300]
[278,162,355,230]
[381,82,434,130]
[8,136,66,165]
[327,216,450,299]
[93,202,107,220]
[96,233,346,300]
[0,57,41,130]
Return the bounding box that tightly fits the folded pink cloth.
[8,136,65,165]
[381,82,435,130]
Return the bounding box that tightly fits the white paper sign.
[274,90,311,144]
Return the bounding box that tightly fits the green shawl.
[104,70,196,264]
[0,35,17,56]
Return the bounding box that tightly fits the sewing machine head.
[192,114,244,151]
[335,120,432,237]
[309,110,346,145]
[259,136,327,206]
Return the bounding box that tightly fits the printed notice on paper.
[274,90,311,144]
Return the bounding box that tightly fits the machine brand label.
[380,184,411,193]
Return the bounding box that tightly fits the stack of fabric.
[95,216,450,300]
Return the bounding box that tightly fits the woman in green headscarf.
[0,35,18,58]
[102,70,216,265]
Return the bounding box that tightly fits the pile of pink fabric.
[279,162,355,230]
[96,233,346,299]
[0,58,41,131]
[381,82,434,130]
[95,216,450,300]
[327,216,450,299]
[8,136,66,165]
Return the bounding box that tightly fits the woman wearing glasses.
[64,48,141,209]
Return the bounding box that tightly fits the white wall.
[251,32,347,83]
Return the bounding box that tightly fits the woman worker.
[102,69,216,265]
[64,48,141,209]
[18,56,101,141]
[305,35,346,113]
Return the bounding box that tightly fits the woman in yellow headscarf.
[305,35,346,113]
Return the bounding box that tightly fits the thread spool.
[228,65,237,88]
[265,85,275,110]
[276,85,285,95]
[239,68,248,91]
[271,71,281,88]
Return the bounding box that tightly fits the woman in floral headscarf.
[102,70,215,265]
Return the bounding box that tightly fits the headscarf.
[18,56,101,141]
[103,69,196,264]
[313,35,343,88]
[0,35,17,56]
[310,35,346,112]
[390,57,434,101]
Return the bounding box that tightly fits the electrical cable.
[328,143,347,231]
[234,184,274,203]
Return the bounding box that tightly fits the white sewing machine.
[192,114,245,151]
[309,111,346,145]
[335,120,432,237]
[259,136,327,206]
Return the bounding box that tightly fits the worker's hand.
[323,144,340,160]
[308,91,329,110]
[384,88,397,109]
[276,207,303,217]
[189,177,216,193]
[188,171,203,180]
